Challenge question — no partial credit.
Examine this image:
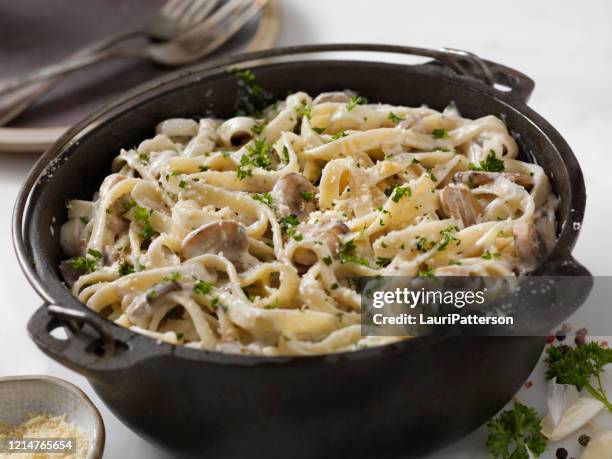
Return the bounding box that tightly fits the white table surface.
[1,1,611,457]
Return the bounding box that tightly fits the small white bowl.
[0,375,104,459]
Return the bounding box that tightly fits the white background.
[1,0,611,457]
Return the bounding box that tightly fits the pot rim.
[13,44,587,368]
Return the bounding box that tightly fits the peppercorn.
[555,447,568,459]
[555,330,566,341]
[576,327,588,337]
[578,434,591,447]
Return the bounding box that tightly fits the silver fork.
[0,0,265,96]
[0,0,220,125]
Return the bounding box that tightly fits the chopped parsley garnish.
[118,262,135,276]
[416,236,435,253]
[237,157,253,180]
[178,180,187,189]
[387,112,405,125]
[339,240,357,263]
[233,68,276,117]
[280,214,299,228]
[237,138,274,180]
[194,280,213,295]
[71,255,97,274]
[418,266,436,278]
[545,342,612,411]
[467,174,475,189]
[322,256,332,266]
[79,216,89,225]
[295,103,312,120]
[331,130,348,141]
[87,249,102,259]
[469,150,505,172]
[279,214,302,241]
[384,184,397,197]
[331,283,339,290]
[438,225,460,251]
[282,145,290,163]
[432,128,449,139]
[376,257,391,268]
[138,152,149,164]
[198,165,209,172]
[134,205,157,243]
[448,260,462,266]
[251,121,266,136]
[300,191,313,201]
[486,402,547,459]
[426,167,438,182]
[121,198,137,215]
[412,158,421,164]
[71,248,104,274]
[252,192,273,208]
[312,127,326,134]
[481,250,501,260]
[164,272,181,282]
[287,229,303,241]
[338,240,368,266]
[392,186,412,203]
[346,95,367,111]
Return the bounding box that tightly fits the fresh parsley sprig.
[486,402,547,459]
[346,95,367,111]
[545,342,612,411]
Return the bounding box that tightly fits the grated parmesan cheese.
[0,413,88,459]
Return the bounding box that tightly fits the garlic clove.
[541,397,605,441]
[547,378,580,427]
[580,430,612,459]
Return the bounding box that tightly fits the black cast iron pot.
[13,44,591,458]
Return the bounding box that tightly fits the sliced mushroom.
[59,259,85,287]
[513,221,544,272]
[439,185,483,227]
[313,90,356,104]
[293,221,349,266]
[271,173,318,220]
[60,219,86,257]
[453,171,534,191]
[218,117,256,147]
[127,280,181,327]
[181,221,249,264]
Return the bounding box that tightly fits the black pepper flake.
[578,434,591,447]
[555,447,568,459]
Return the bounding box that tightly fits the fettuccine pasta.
[59,88,557,356]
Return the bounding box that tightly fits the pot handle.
[187,43,536,103]
[27,304,118,376]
